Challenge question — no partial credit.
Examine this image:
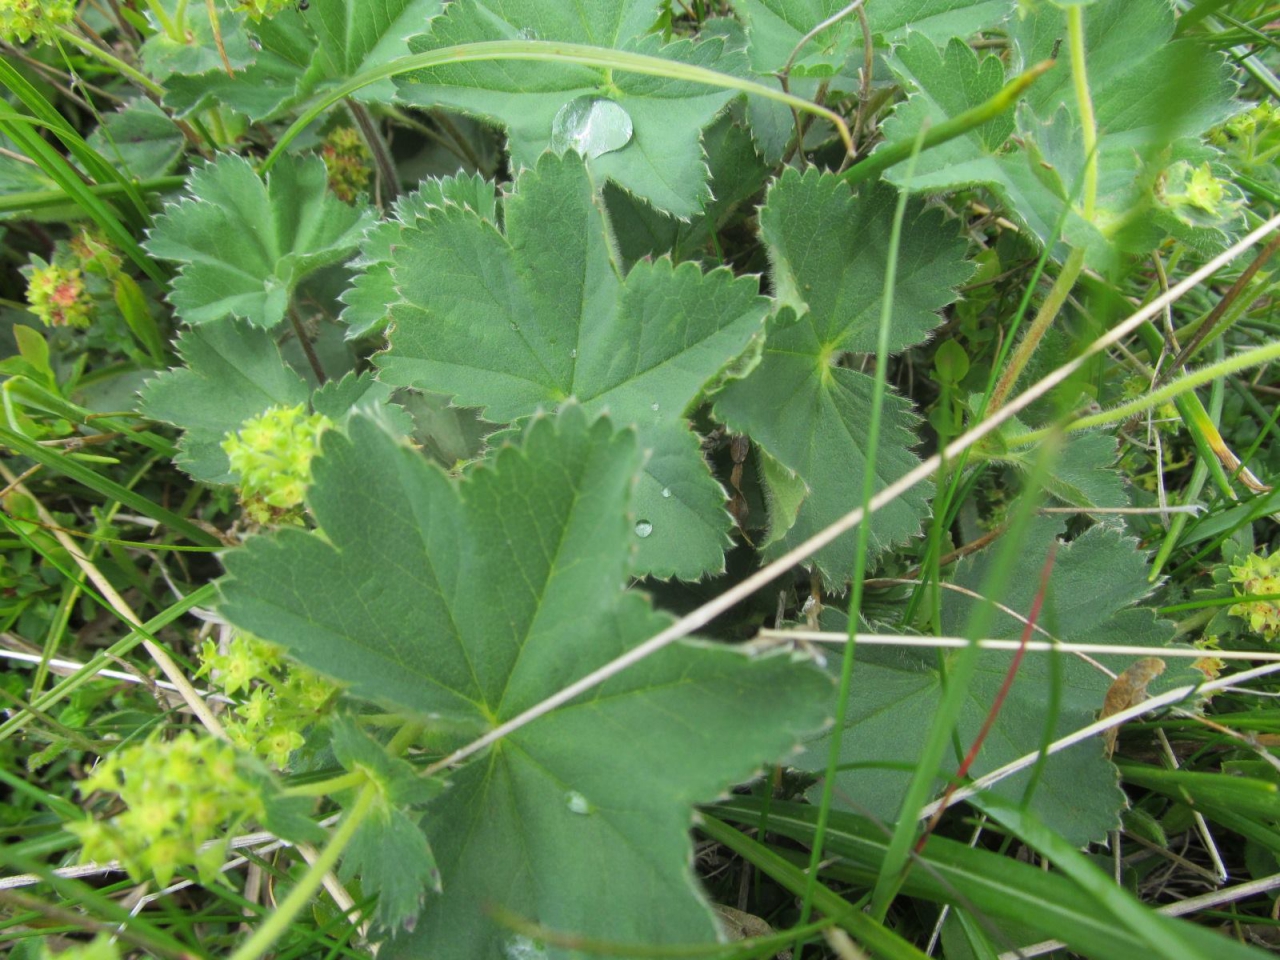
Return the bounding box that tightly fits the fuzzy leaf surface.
[394,0,747,216]
[714,169,971,582]
[145,154,372,328]
[375,152,769,579]
[801,517,1192,845]
[340,172,499,340]
[219,406,830,956]
[879,0,1238,260]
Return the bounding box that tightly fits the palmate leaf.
[218,406,830,955]
[714,169,972,584]
[801,516,1194,846]
[145,154,373,328]
[394,0,748,216]
[374,151,770,579]
[165,0,441,120]
[878,0,1238,262]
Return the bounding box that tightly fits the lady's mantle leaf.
[394,0,748,216]
[374,152,770,579]
[714,169,972,584]
[802,517,1192,846]
[339,171,498,339]
[219,406,830,956]
[164,0,440,120]
[145,154,373,328]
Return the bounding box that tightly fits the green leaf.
[330,719,445,930]
[140,1,258,81]
[138,318,310,482]
[879,0,1238,261]
[394,0,748,216]
[145,154,373,328]
[165,0,441,119]
[87,99,185,182]
[729,0,1009,158]
[605,112,770,264]
[373,151,769,579]
[800,516,1188,845]
[714,169,972,583]
[990,428,1128,509]
[339,171,499,340]
[219,405,830,956]
[310,371,414,436]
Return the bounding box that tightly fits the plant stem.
[1009,337,1280,445]
[346,100,400,203]
[1066,6,1098,221]
[288,308,328,385]
[263,40,857,173]
[841,60,1053,187]
[53,27,164,96]
[987,247,1086,412]
[229,782,378,960]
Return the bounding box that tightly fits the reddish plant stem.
[914,543,1059,853]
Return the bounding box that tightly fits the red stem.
[915,543,1059,852]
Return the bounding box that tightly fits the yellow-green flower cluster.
[222,404,332,523]
[199,632,337,767]
[237,0,293,20]
[24,258,93,329]
[321,126,372,203]
[1157,161,1244,228]
[0,0,74,45]
[69,732,265,887]
[1228,552,1280,642]
[42,935,120,960]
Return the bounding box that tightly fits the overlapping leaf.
[714,168,972,583]
[145,154,372,328]
[138,319,406,483]
[219,406,829,955]
[878,0,1238,261]
[339,171,498,339]
[374,151,770,579]
[164,0,440,119]
[800,516,1195,845]
[729,0,1009,158]
[394,0,748,216]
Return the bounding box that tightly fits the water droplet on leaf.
[634,520,653,538]
[550,97,634,160]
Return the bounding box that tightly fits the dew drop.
[634,520,653,538]
[565,790,594,815]
[550,96,634,160]
[504,935,548,960]
[661,487,672,498]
